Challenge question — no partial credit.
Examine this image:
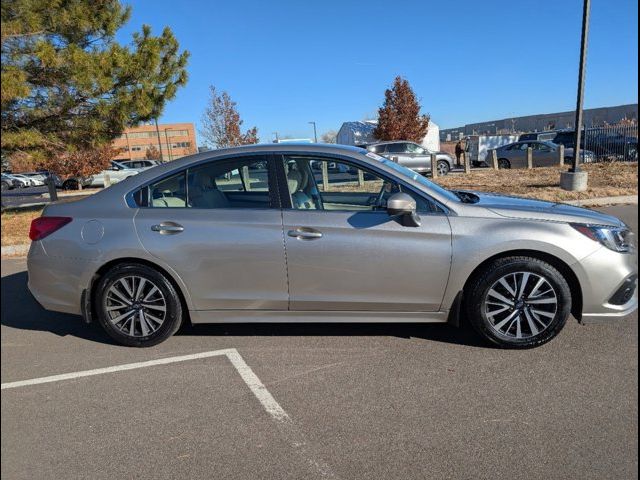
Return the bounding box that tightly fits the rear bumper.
[27,242,93,315]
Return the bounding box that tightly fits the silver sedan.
[27,144,637,348]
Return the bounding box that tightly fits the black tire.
[436,160,450,176]
[95,263,183,347]
[497,158,511,169]
[465,256,571,349]
[1,181,8,191]
[62,178,79,190]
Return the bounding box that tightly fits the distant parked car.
[118,160,162,169]
[6,173,34,188]
[493,141,595,169]
[62,161,146,190]
[523,130,638,161]
[1,173,18,191]
[362,141,454,176]
[20,172,47,186]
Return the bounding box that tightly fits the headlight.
[571,224,636,253]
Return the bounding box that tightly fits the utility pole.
[561,0,590,191]
[154,118,165,161]
[308,121,317,143]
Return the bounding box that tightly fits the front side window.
[405,143,426,154]
[143,156,271,209]
[283,156,434,212]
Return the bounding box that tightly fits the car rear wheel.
[498,158,511,169]
[465,256,571,348]
[1,180,9,191]
[436,160,450,176]
[95,263,183,347]
[62,178,79,190]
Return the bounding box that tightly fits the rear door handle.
[287,228,323,240]
[151,222,184,235]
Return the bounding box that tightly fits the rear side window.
[150,172,187,207]
[133,156,273,209]
[386,143,407,153]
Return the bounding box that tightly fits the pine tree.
[373,76,430,143]
[1,0,189,175]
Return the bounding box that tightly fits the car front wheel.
[95,263,183,347]
[465,256,571,348]
[498,158,511,169]
[436,160,450,176]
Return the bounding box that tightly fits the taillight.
[29,216,72,241]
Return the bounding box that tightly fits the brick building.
[112,122,197,162]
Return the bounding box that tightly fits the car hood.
[466,191,624,226]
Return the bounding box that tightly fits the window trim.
[274,152,448,215]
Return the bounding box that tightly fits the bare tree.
[145,145,161,160]
[200,86,259,148]
[320,130,337,143]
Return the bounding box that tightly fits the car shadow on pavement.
[177,321,489,348]
[2,270,488,348]
[1,271,117,345]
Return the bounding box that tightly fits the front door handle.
[287,228,323,240]
[151,222,184,235]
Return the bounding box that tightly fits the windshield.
[374,155,460,203]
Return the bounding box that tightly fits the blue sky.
[119,0,638,143]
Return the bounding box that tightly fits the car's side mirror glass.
[387,193,421,227]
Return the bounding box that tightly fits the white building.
[337,119,441,152]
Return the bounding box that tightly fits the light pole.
[272,131,279,143]
[164,128,174,161]
[561,0,591,191]
[154,118,165,161]
[308,121,317,143]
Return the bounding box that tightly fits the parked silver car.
[27,144,637,348]
[363,141,455,175]
[493,141,595,169]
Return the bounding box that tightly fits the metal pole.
[164,129,173,161]
[309,122,317,143]
[571,0,591,173]
[154,118,165,161]
[124,132,132,160]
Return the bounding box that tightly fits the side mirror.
[387,193,421,227]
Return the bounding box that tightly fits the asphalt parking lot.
[1,205,637,480]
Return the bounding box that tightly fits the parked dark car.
[493,141,594,169]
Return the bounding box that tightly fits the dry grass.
[1,209,42,246]
[435,162,638,202]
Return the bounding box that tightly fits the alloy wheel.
[483,271,558,339]
[437,161,450,176]
[105,275,167,337]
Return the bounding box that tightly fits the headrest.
[287,169,301,192]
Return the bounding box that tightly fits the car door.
[133,154,288,311]
[278,154,452,312]
[532,142,556,166]
[386,143,423,171]
[507,142,528,168]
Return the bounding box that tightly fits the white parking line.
[1,348,338,478]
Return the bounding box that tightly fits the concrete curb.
[562,195,638,207]
[1,244,30,257]
[2,195,637,258]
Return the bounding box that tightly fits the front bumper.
[574,246,638,324]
